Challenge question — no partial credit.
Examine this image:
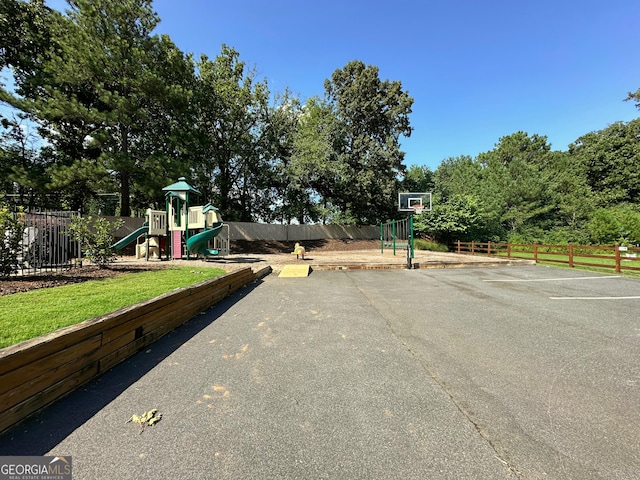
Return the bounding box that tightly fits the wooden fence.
[454,241,640,274]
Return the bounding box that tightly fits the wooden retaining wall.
[0,266,271,434]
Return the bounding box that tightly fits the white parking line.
[550,296,640,300]
[483,276,621,282]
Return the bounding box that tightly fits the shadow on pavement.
[0,280,265,455]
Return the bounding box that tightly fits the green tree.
[2,0,193,214]
[191,46,271,222]
[569,119,640,207]
[542,150,594,243]
[125,36,196,212]
[0,0,55,84]
[431,155,502,241]
[587,205,640,245]
[0,0,60,207]
[625,88,640,110]
[322,60,414,225]
[264,91,322,224]
[68,215,123,268]
[289,96,344,224]
[401,165,434,195]
[478,132,554,238]
[413,193,482,244]
[433,155,481,198]
[0,116,50,208]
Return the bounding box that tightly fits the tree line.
[1,0,639,246]
[413,120,640,246]
[0,0,411,225]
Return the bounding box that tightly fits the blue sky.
[46,0,640,170]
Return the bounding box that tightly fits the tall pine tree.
[2,0,192,214]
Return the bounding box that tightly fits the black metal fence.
[14,210,81,275]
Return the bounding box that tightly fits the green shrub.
[0,201,24,278]
[68,216,124,268]
[588,205,640,245]
[414,238,449,252]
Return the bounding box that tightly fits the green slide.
[186,223,224,256]
[110,223,149,251]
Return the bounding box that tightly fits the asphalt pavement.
[1,265,639,479]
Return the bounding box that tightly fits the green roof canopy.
[202,203,219,213]
[162,177,200,195]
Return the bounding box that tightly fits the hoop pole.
[392,220,396,256]
[409,214,414,259]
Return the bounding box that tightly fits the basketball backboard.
[398,192,432,212]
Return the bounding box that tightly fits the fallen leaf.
[126,409,162,433]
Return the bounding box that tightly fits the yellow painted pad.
[278,264,310,278]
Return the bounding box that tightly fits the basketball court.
[4,190,637,478]
[3,264,639,479]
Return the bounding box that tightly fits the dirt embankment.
[231,239,379,254]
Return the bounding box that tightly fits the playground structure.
[6,181,419,274]
[111,177,229,261]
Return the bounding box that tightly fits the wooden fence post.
[457,240,461,254]
[471,241,475,255]
[507,242,511,259]
[533,244,538,263]
[615,244,621,273]
[568,243,574,268]
[487,241,491,257]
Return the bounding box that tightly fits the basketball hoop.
[411,204,424,215]
[399,192,431,213]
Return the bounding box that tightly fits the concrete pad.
[278,264,310,277]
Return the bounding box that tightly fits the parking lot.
[2,265,639,479]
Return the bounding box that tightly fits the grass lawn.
[0,267,226,349]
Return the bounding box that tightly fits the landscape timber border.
[0,266,271,435]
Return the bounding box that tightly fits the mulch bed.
[0,264,166,297]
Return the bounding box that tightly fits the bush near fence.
[453,241,640,274]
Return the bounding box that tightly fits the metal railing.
[14,210,81,275]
